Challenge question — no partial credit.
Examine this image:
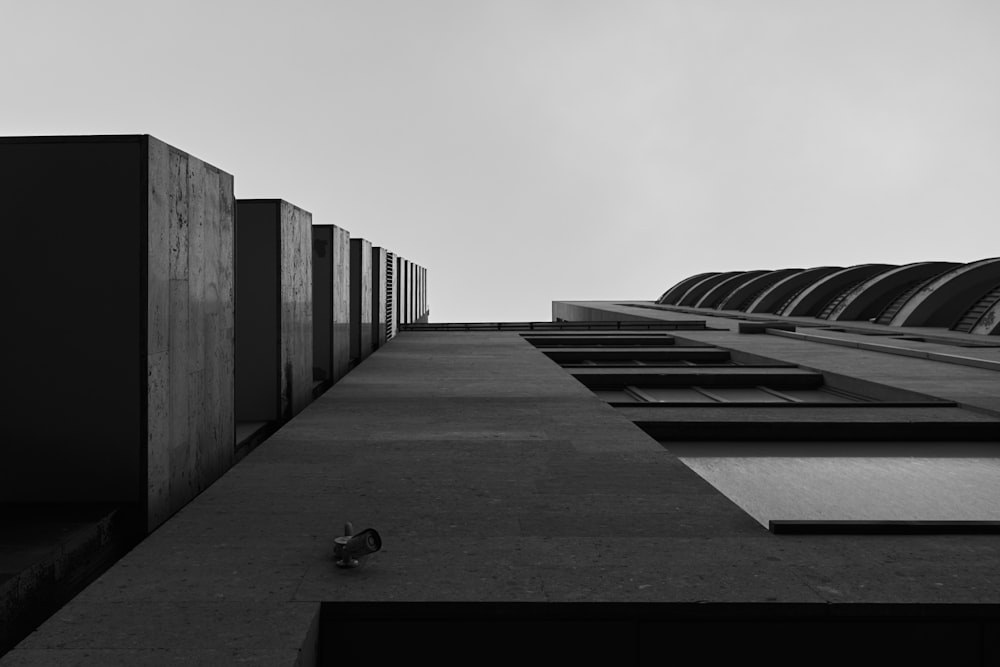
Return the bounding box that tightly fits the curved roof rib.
[827,262,959,322]
[746,267,841,314]
[890,258,1000,328]
[695,270,770,309]
[657,272,719,305]
[781,264,895,317]
[676,271,745,306]
[717,268,802,312]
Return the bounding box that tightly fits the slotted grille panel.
[952,284,1000,332]
[385,252,395,340]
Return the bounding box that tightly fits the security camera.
[333,522,382,568]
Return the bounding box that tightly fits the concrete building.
[0,135,429,660]
[0,135,995,663]
[4,258,999,665]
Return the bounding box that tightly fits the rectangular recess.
[542,347,727,363]
[668,441,1000,528]
[770,520,1000,535]
[526,335,677,347]
[318,601,999,665]
[572,368,823,388]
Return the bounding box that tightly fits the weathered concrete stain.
[332,226,351,380]
[147,136,236,531]
[279,201,313,419]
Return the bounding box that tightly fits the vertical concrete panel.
[186,157,207,374]
[184,156,207,520]
[350,238,373,362]
[217,170,236,473]
[166,275,190,516]
[279,201,314,419]
[147,139,169,356]
[148,139,235,531]
[312,226,334,382]
[146,138,171,524]
[146,351,170,524]
[168,148,189,280]
[332,226,351,381]
[0,136,234,530]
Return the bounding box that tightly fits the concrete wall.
[312,226,334,383]
[235,200,313,423]
[0,135,236,532]
[2,137,145,507]
[279,201,313,419]
[331,226,351,381]
[235,201,279,422]
[372,246,388,348]
[350,238,373,362]
[146,137,236,531]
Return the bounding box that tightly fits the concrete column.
[235,199,313,425]
[372,246,388,348]
[350,238,373,363]
[0,135,236,533]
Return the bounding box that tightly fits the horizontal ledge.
[611,401,954,408]
[770,520,1000,535]
[321,600,1000,621]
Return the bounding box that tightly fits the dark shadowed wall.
[235,200,279,423]
[312,225,333,382]
[1,137,143,506]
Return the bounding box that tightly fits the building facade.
[2,146,997,665]
[0,135,429,658]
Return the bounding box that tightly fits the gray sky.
[4,1,999,322]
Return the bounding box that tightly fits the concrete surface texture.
[5,330,1000,665]
[147,137,236,531]
[310,224,352,385]
[0,135,236,534]
[279,201,314,420]
[235,200,313,423]
[331,226,351,382]
[670,442,1000,526]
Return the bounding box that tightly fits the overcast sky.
[3,1,999,322]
